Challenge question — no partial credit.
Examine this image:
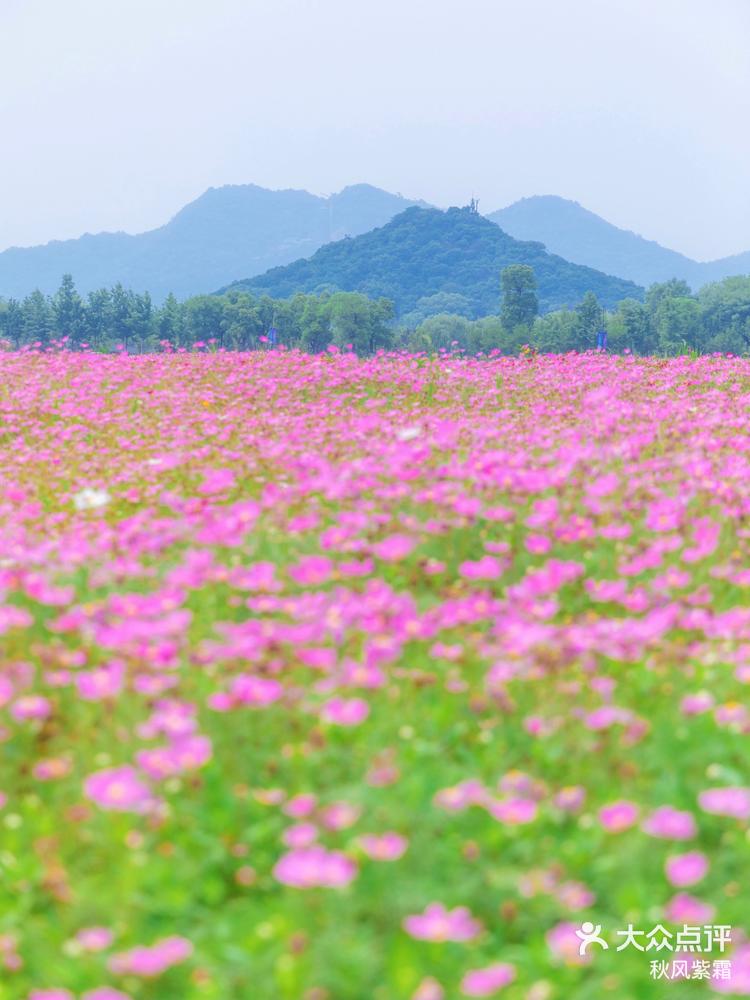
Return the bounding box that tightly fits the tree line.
[402,267,750,356]
[1,268,749,356]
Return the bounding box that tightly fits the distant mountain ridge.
[488,195,750,289]
[3,184,748,306]
[0,184,427,302]
[223,206,642,316]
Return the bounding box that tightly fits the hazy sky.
[2,0,749,260]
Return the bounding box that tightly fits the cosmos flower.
[83,767,154,813]
[273,846,358,889]
[460,963,516,996]
[403,903,483,942]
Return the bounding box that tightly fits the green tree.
[532,309,579,353]
[653,296,701,354]
[157,293,186,347]
[52,274,85,346]
[574,291,603,349]
[85,288,113,348]
[330,293,394,354]
[299,296,332,353]
[500,265,538,329]
[698,277,750,352]
[22,290,53,345]
[185,295,226,346]
[607,298,654,354]
[0,298,24,348]
[221,292,263,350]
[415,313,472,352]
[645,279,692,318]
[128,291,155,352]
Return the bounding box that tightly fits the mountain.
[0,184,427,302]
[699,249,750,286]
[221,205,642,316]
[488,196,750,289]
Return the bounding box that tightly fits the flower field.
[2,348,750,1000]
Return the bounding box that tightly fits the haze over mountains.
[489,196,750,289]
[224,206,640,316]
[1,183,748,308]
[0,184,426,302]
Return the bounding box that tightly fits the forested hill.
[489,196,750,289]
[222,206,643,316]
[0,184,425,303]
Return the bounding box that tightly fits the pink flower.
[586,473,620,498]
[230,674,283,707]
[10,696,52,721]
[289,555,334,586]
[554,786,586,812]
[642,806,697,840]
[319,801,362,830]
[598,800,639,832]
[699,787,750,820]
[28,992,75,1000]
[75,664,124,701]
[546,921,591,965]
[487,798,538,825]
[372,534,416,562]
[680,692,714,715]
[282,823,318,848]
[75,927,114,952]
[460,963,516,996]
[83,767,154,813]
[82,991,133,1000]
[664,893,715,924]
[525,534,551,555]
[108,936,192,977]
[711,941,750,994]
[273,846,357,888]
[403,903,483,942]
[434,780,488,811]
[412,978,445,1000]
[459,556,503,581]
[645,498,684,532]
[320,697,369,726]
[584,706,631,730]
[665,851,709,887]
[0,677,14,706]
[555,881,596,911]
[283,794,317,818]
[199,468,236,495]
[358,832,408,860]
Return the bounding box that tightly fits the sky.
[1,0,749,261]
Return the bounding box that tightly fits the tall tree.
[0,298,24,348]
[500,265,538,329]
[52,274,85,346]
[22,290,54,345]
[85,288,113,348]
[574,291,603,348]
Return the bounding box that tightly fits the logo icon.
[576,922,609,956]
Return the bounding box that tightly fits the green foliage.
[229,207,643,317]
[398,275,750,357]
[3,271,750,358]
[400,292,475,328]
[0,278,398,356]
[500,264,539,329]
[574,291,603,349]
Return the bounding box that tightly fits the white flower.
[396,426,422,441]
[73,488,111,511]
